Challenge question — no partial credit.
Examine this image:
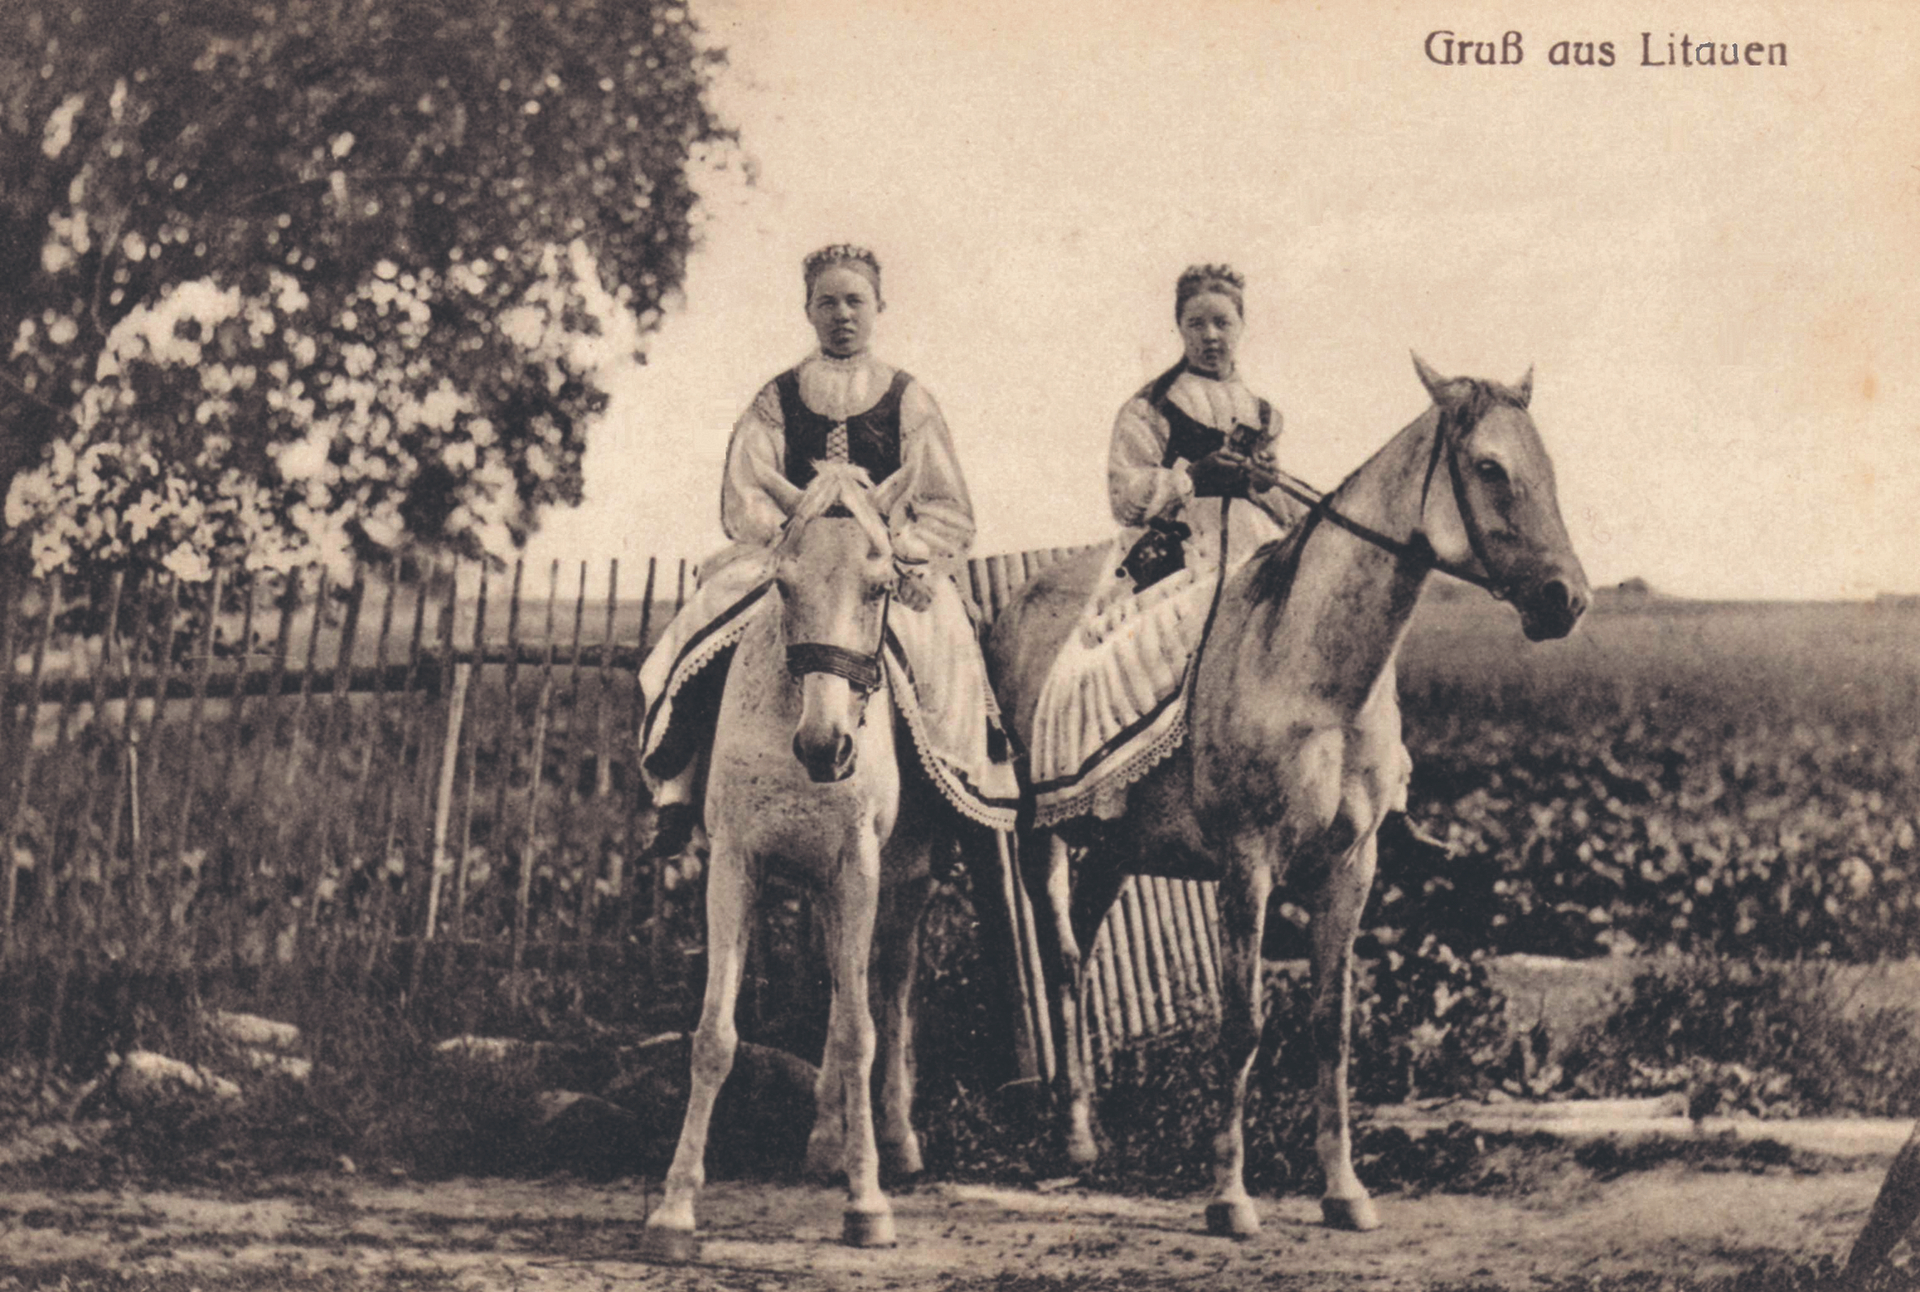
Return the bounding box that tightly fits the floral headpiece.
[803,244,884,306]
[1175,263,1246,319]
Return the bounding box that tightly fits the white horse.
[643,463,941,1257]
[987,356,1590,1237]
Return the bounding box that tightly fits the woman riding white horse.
[637,244,1016,861]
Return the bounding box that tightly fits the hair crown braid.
[804,244,884,305]
[1175,262,1246,319]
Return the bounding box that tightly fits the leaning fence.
[0,550,1220,1080]
[965,548,1226,1087]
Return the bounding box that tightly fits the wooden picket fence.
[0,547,1219,1082]
[0,556,690,999]
[964,548,1226,1087]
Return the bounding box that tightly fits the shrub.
[1557,955,1920,1118]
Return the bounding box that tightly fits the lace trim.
[1034,695,1189,830]
[639,609,763,773]
[885,656,1020,832]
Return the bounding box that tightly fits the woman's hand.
[1189,448,1253,498]
[894,560,933,611]
[1246,447,1283,495]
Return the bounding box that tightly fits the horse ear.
[1512,366,1533,408]
[1411,352,1448,402]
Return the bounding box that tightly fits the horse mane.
[780,461,892,558]
[1244,376,1525,607]
[1244,518,1316,606]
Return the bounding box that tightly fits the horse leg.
[823,832,895,1247]
[1308,832,1381,1232]
[803,988,846,1183]
[1024,832,1120,1166]
[809,860,934,1184]
[1205,843,1275,1239]
[873,867,936,1179]
[642,846,757,1259]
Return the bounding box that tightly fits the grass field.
[1387,588,1920,962]
[1401,587,1920,732]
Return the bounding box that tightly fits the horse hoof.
[843,1208,898,1248]
[1322,1195,1382,1232]
[802,1157,844,1187]
[1204,1199,1261,1239]
[636,1225,701,1263]
[882,1138,925,1181]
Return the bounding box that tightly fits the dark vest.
[1145,362,1275,467]
[776,366,912,489]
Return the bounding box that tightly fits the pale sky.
[527,0,1920,601]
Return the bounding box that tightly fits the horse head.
[1411,353,1591,641]
[773,462,897,783]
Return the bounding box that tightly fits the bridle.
[1261,397,1507,597]
[784,584,892,709]
[1185,386,1518,691]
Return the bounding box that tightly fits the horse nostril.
[835,733,855,769]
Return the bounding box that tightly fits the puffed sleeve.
[1108,395,1192,526]
[719,382,805,546]
[882,381,975,563]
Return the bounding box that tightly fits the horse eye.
[1475,459,1508,485]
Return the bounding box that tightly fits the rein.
[1188,401,1501,688]
[1262,442,1499,595]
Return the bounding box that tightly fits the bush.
[1556,955,1920,1118]
[1399,598,1920,963]
[1067,941,1519,1197]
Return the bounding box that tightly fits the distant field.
[1399,589,1920,731]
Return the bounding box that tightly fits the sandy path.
[0,1156,1895,1291]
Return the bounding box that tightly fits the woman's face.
[807,265,880,358]
[1178,290,1244,378]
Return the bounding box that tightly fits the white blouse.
[720,351,975,564]
[1107,368,1298,535]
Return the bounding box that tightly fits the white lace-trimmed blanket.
[1027,537,1223,828]
[639,563,1020,833]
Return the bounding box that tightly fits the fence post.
[452,562,488,938]
[510,562,560,979]
[167,566,223,938]
[424,662,471,942]
[634,556,657,975]
[2,575,60,957]
[342,558,401,869]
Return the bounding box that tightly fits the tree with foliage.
[0,0,731,583]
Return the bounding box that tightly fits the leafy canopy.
[1,0,732,582]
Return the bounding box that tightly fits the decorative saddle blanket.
[640,573,1021,834]
[1026,536,1222,828]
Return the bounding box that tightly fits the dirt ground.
[0,1149,1898,1292]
